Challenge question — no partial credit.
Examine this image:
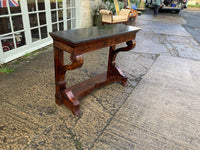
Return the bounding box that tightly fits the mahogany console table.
[50,24,140,116]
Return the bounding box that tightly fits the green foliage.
[91,0,106,16]
[103,0,126,2]
[0,66,15,74]
[188,4,200,8]
[75,140,83,150]
[104,1,115,13]
[130,0,140,6]
[118,1,125,9]
[104,0,125,14]
[103,0,113,2]
[0,45,51,75]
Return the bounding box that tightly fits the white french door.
[0,0,79,64]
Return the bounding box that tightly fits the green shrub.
[0,67,15,74]
[188,4,200,8]
[104,0,125,14]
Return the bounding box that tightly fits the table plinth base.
[55,71,127,116]
[53,40,137,116]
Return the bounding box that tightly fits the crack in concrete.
[88,55,159,150]
[160,35,180,57]
[88,92,135,150]
[91,93,112,115]
[63,122,83,150]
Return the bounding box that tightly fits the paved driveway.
[181,8,200,44]
[1,10,200,149]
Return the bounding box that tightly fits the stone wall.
[79,0,94,28]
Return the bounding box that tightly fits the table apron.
[53,32,136,55]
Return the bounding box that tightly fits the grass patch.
[0,66,15,74]
[75,140,83,150]
[188,4,200,8]
[0,44,52,75]
[14,44,52,63]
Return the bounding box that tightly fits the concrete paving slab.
[93,55,200,149]
[136,14,190,37]
[181,9,200,44]
[134,31,170,55]
[133,14,200,61]
[162,35,200,60]
[1,10,200,150]
[0,43,157,149]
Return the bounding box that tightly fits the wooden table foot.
[107,40,136,87]
[61,89,81,116]
[55,96,63,106]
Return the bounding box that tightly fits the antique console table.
[50,24,140,116]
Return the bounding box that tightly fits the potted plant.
[91,0,106,26]
[103,0,125,14]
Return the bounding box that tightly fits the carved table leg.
[107,40,136,86]
[54,48,66,105]
[62,54,83,116]
[54,47,84,116]
[54,40,135,116]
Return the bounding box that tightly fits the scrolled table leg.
[54,48,66,105]
[107,40,136,86]
[61,89,81,116]
[60,54,84,116]
[63,54,83,71]
[54,49,84,115]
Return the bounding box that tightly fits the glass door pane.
[38,0,45,10]
[50,0,64,31]
[27,0,47,42]
[0,0,26,52]
[0,17,11,34]
[28,0,36,12]
[0,0,78,64]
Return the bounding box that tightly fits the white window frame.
[0,0,80,64]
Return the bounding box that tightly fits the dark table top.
[50,24,141,44]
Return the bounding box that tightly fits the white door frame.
[0,0,80,64]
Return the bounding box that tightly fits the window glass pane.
[10,0,21,14]
[0,17,11,35]
[58,10,63,21]
[31,28,39,42]
[72,19,76,29]
[52,24,57,32]
[51,11,57,22]
[12,15,23,31]
[66,0,70,7]
[58,0,63,8]
[59,22,63,31]
[27,0,36,12]
[72,8,75,18]
[67,20,71,30]
[72,0,75,7]
[51,0,56,9]
[67,9,71,19]
[1,34,14,52]
[17,32,26,48]
[41,26,47,39]
[1,33,26,51]
[29,13,38,27]
[0,7,8,15]
[38,0,45,10]
[39,12,46,25]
